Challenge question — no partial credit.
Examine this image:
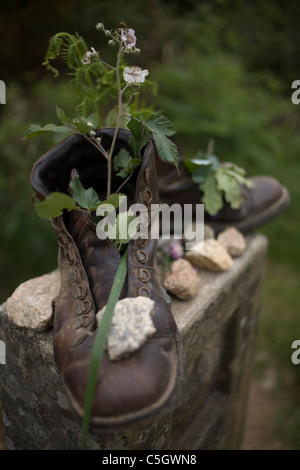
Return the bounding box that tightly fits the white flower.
[123,66,149,85]
[120,28,136,48]
[81,47,99,65]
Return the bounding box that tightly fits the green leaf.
[200,172,223,215]
[215,169,243,209]
[141,113,179,168]
[24,123,70,140]
[127,117,149,158]
[113,148,141,178]
[152,133,179,168]
[35,192,77,218]
[69,176,100,210]
[71,116,92,134]
[104,210,140,246]
[115,211,140,245]
[105,105,130,129]
[220,162,247,176]
[222,168,254,188]
[81,247,128,450]
[97,193,125,210]
[191,165,212,184]
[184,154,219,176]
[144,113,176,137]
[56,106,71,126]
[85,112,100,129]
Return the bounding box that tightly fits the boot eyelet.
[138,268,151,283]
[136,250,148,263]
[79,315,93,328]
[140,189,152,204]
[57,233,69,247]
[72,285,86,300]
[138,286,150,297]
[70,268,80,283]
[65,250,75,264]
[51,220,62,232]
[73,315,93,330]
[137,237,148,248]
[76,300,92,315]
[140,213,150,227]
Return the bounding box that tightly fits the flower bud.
[108,39,116,47]
[96,23,104,31]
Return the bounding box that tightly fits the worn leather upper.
[156,156,289,232]
[30,128,185,428]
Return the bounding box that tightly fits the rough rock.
[5,270,60,332]
[217,227,246,257]
[185,239,233,272]
[204,224,215,240]
[96,297,156,361]
[182,223,215,245]
[163,258,200,300]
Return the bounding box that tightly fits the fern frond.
[43,32,88,77]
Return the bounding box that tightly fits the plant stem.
[106,43,124,199]
[83,134,108,159]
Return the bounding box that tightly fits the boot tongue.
[66,169,126,311]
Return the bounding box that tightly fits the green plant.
[184,140,253,216]
[25,23,178,204]
[24,21,179,448]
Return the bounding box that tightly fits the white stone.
[185,239,233,272]
[217,227,246,257]
[5,270,60,332]
[96,297,156,361]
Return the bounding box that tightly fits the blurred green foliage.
[1,0,300,448]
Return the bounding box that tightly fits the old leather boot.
[31,128,185,430]
[156,157,290,234]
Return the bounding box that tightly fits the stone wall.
[0,234,268,450]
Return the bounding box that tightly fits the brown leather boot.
[31,128,185,431]
[156,157,290,234]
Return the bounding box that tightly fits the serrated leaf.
[220,162,246,176]
[200,173,223,215]
[152,133,179,168]
[144,113,176,137]
[69,176,100,210]
[35,192,77,218]
[215,170,243,209]
[56,106,71,126]
[127,117,149,157]
[222,168,254,188]
[24,123,70,140]
[71,116,92,134]
[113,148,141,178]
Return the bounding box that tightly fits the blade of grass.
[81,247,128,449]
